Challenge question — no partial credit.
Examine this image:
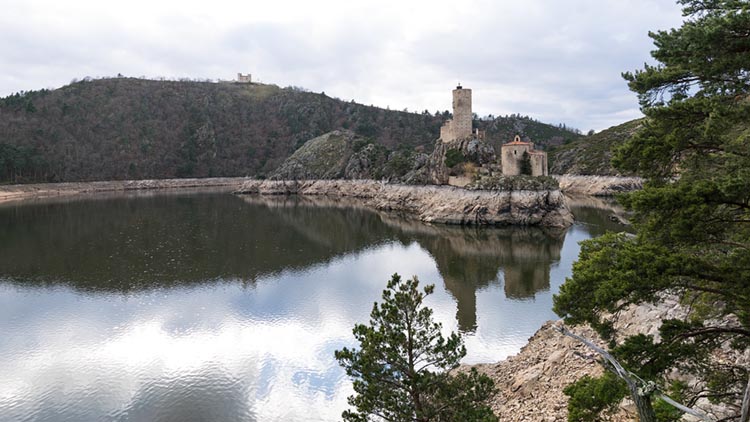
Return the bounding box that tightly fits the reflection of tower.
[413,226,567,332]
[502,265,551,299]
[440,254,501,332]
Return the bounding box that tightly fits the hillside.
[548,119,644,175]
[0,77,581,183]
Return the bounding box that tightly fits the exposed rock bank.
[554,175,643,196]
[471,295,745,422]
[0,177,249,204]
[467,322,623,422]
[235,179,574,228]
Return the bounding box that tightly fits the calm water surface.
[0,191,624,421]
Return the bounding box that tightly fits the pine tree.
[335,274,497,422]
[554,1,750,420]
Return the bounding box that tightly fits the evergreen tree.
[335,274,497,422]
[554,1,750,420]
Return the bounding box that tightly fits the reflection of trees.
[0,192,569,333]
[379,217,566,332]
[564,194,633,236]
[0,193,403,292]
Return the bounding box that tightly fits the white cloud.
[0,0,685,130]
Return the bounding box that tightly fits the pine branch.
[553,323,715,421]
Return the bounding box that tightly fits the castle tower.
[451,85,472,140]
[440,84,473,143]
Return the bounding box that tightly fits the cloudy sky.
[2,0,685,131]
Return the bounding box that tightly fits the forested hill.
[0,77,581,183]
[548,119,644,176]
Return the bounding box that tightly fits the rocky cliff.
[270,130,431,183]
[554,175,643,196]
[427,137,498,184]
[235,179,573,228]
[468,295,746,422]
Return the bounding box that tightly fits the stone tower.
[451,85,472,139]
[440,85,473,142]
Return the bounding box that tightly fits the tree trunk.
[629,384,657,422]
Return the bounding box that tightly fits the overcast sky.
[1,0,685,131]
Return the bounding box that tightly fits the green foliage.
[444,148,466,168]
[335,274,497,422]
[467,175,559,191]
[520,151,532,175]
[0,143,50,183]
[384,151,413,179]
[555,1,750,419]
[564,372,627,422]
[652,381,689,422]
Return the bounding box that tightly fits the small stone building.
[501,135,548,176]
[237,73,252,83]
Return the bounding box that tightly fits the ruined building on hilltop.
[501,135,548,176]
[440,85,485,142]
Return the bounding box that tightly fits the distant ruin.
[237,73,252,83]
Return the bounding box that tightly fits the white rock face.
[554,175,643,196]
[235,179,574,228]
[467,294,745,422]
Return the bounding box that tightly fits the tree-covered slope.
[0,77,581,183]
[548,119,644,175]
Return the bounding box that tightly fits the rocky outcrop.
[470,295,746,422]
[554,175,643,196]
[427,137,498,184]
[465,322,620,422]
[235,179,573,228]
[271,130,434,184]
[271,130,358,180]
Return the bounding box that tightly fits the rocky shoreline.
[554,175,643,196]
[235,179,574,228]
[0,177,250,204]
[471,295,745,422]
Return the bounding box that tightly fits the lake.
[0,191,624,421]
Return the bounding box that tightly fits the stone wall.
[529,151,548,176]
[501,143,531,175]
[501,138,548,176]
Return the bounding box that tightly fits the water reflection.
[376,215,565,331]
[0,192,615,421]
